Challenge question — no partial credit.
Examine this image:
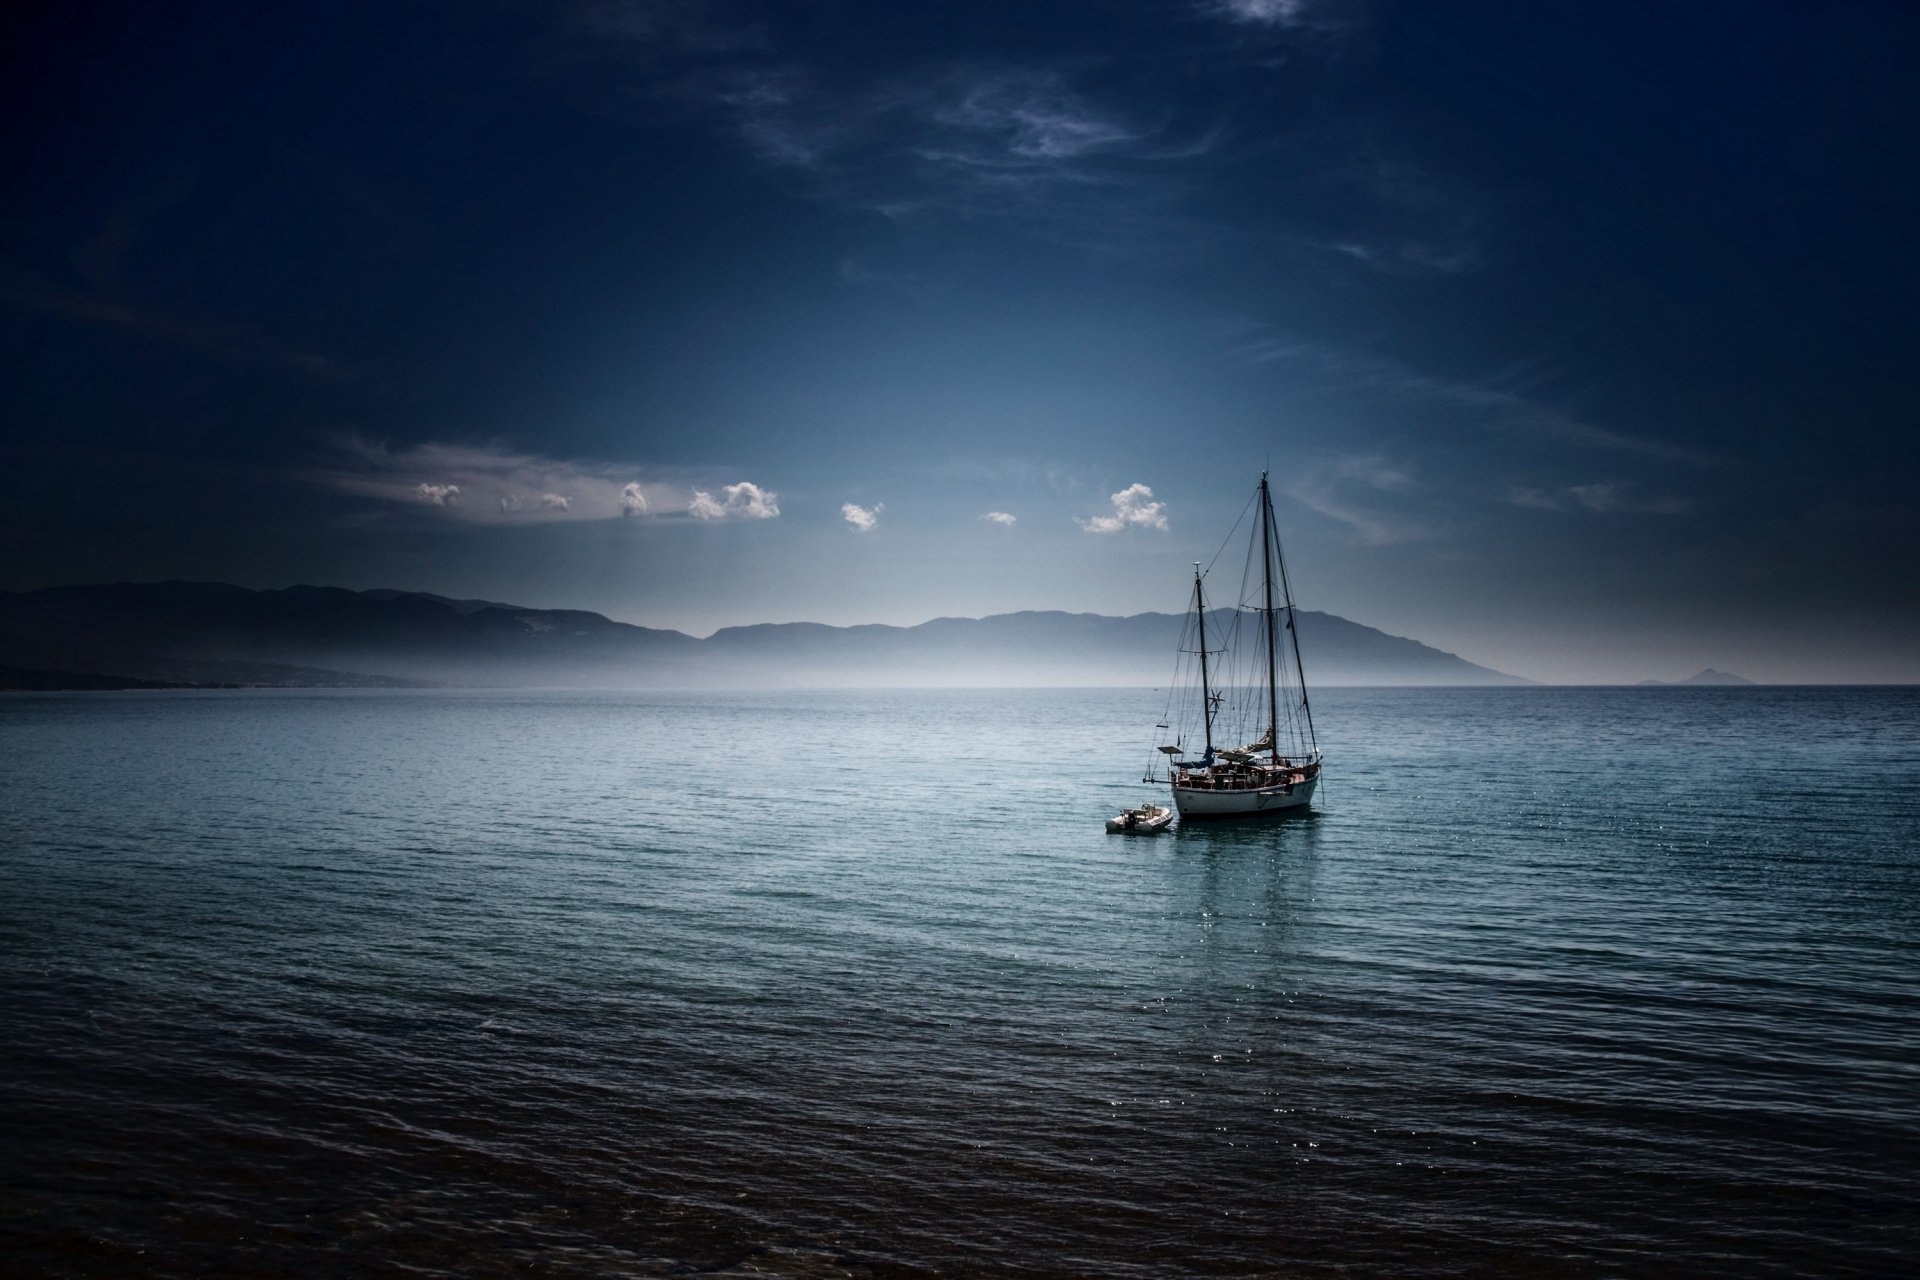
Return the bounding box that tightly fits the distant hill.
[0,665,208,691]
[1638,668,1757,687]
[0,581,1530,688]
[702,609,1527,686]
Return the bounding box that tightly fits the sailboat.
[1146,473,1321,819]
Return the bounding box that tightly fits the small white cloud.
[620,482,648,516]
[414,483,459,507]
[499,494,522,513]
[540,492,570,510]
[980,511,1017,526]
[1079,483,1168,534]
[688,480,779,519]
[842,501,883,532]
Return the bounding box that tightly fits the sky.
[3,0,1917,683]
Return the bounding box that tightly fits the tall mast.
[1259,473,1280,764]
[1192,564,1215,757]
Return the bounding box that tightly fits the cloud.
[841,501,883,532]
[573,0,770,56]
[1202,0,1364,43]
[1510,483,1691,516]
[1282,453,1431,546]
[303,436,763,523]
[1209,0,1312,27]
[980,511,1018,525]
[838,256,927,293]
[929,69,1142,162]
[1507,488,1564,512]
[1229,332,1722,465]
[1568,483,1625,513]
[0,266,337,376]
[688,480,779,519]
[1325,232,1481,277]
[504,491,572,514]
[1328,455,1413,492]
[585,12,1470,274]
[684,63,1152,177]
[660,59,1212,256]
[1079,483,1169,534]
[568,3,1479,280]
[681,66,840,167]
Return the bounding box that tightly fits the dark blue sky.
[4,0,1916,681]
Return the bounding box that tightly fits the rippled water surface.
[3,687,1917,1277]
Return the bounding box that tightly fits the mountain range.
[0,582,1531,689]
[1637,669,1756,687]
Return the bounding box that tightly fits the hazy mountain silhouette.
[1638,668,1756,687]
[0,582,1530,688]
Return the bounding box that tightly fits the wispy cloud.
[573,5,1470,272]
[677,65,843,167]
[654,58,1216,254]
[1255,141,1488,276]
[0,266,337,376]
[501,490,574,513]
[927,69,1143,162]
[688,479,779,518]
[573,0,770,56]
[1282,453,1430,546]
[1079,483,1169,533]
[303,436,770,523]
[1511,483,1691,516]
[1231,332,1721,464]
[1202,0,1361,39]
[841,501,883,532]
[1208,0,1313,28]
[680,62,1160,177]
[837,255,928,293]
[980,510,1018,526]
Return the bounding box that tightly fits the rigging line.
[1269,503,1318,753]
[1204,487,1259,578]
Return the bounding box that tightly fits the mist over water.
[3,687,1916,1276]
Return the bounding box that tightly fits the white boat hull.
[1172,774,1317,819]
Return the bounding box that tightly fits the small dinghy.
[1106,804,1173,834]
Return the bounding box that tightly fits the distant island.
[1637,669,1758,687]
[0,581,1531,689]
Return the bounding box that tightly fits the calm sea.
[2,687,1916,1277]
